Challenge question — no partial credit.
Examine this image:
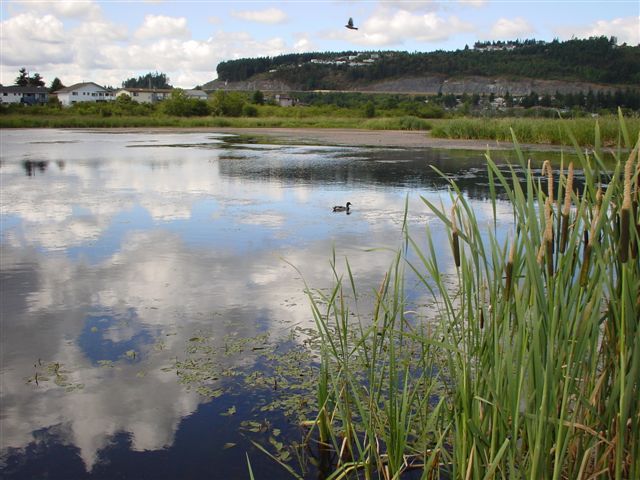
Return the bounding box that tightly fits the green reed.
[296,114,639,479]
[430,116,640,147]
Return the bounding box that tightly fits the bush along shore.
[284,115,639,479]
[2,93,639,147]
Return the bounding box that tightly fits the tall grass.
[296,115,639,478]
[431,116,640,147]
[0,113,431,130]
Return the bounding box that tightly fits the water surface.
[1,129,520,479]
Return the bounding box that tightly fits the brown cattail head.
[451,205,460,268]
[544,160,554,203]
[619,150,634,263]
[634,151,640,259]
[505,240,515,301]
[580,243,592,287]
[544,199,554,276]
[560,162,574,254]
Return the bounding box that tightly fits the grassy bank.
[3,107,639,147]
[292,118,639,478]
[431,115,640,147]
[0,113,431,131]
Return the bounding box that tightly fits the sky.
[1,1,638,89]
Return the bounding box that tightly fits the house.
[56,82,115,106]
[184,89,208,100]
[0,85,49,105]
[274,94,295,107]
[116,87,173,104]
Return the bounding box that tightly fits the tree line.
[216,36,640,88]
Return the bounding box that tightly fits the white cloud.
[342,8,473,46]
[231,7,287,24]
[0,13,72,65]
[457,0,487,6]
[377,0,441,12]
[489,17,534,39]
[15,0,102,20]
[73,21,129,41]
[293,35,316,52]
[556,16,640,46]
[135,14,190,40]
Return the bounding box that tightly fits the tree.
[15,68,29,86]
[49,77,65,93]
[162,89,210,116]
[504,91,513,107]
[252,90,265,105]
[29,73,45,87]
[364,101,375,118]
[122,72,172,89]
[209,91,245,117]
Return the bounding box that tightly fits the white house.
[116,87,173,104]
[274,94,295,107]
[56,82,115,106]
[0,85,49,105]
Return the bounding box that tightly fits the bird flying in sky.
[345,17,358,30]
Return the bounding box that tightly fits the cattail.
[544,199,554,276]
[451,205,460,268]
[579,242,592,287]
[543,160,554,203]
[631,150,639,259]
[505,240,515,301]
[619,151,635,263]
[560,162,574,254]
[479,308,485,330]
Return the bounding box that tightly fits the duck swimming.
[333,202,352,212]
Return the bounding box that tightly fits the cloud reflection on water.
[0,130,514,476]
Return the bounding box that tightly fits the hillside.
[203,37,640,96]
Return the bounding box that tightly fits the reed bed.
[295,115,639,479]
[431,116,640,147]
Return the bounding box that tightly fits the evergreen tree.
[15,68,29,86]
[49,77,65,93]
[122,72,172,89]
[29,73,45,87]
[252,90,265,105]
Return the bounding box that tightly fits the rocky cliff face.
[204,75,623,96]
[361,76,621,96]
[203,78,292,92]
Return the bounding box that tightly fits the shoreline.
[80,126,566,152]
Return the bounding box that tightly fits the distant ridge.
[203,37,639,95]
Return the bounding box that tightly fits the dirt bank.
[94,127,562,152]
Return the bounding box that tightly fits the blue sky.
[1,1,638,88]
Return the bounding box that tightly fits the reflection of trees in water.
[23,160,65,176]
[23,160,49,176]
[217,147,584,201]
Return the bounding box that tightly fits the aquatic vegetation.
[289,115,639,478]
[430,115,640,147]
[26,360,84,392]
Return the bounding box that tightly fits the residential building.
[116,87,173,103]
[274,94,295,107]
[56,82,115,106]
[0,85,49,105]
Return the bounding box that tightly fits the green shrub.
[242,104,258,117]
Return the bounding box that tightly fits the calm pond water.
[1,129,533,479]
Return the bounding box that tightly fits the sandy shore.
[94,126,563,151]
